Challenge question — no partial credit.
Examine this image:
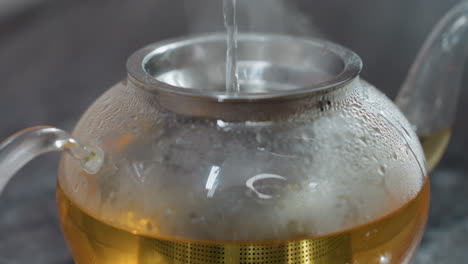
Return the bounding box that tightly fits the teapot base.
[56,180,429,264]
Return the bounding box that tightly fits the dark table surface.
[0,1,468,263]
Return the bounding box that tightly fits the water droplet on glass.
[217,120,229,128]
[358,136,368,145]
[308,182,319,191]
[73,183,80,193]
[97,119,105,129]
[101,103,111,112]
[256,133,263,144]
[378,165,387,176]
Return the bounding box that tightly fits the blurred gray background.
[0,0,467,263]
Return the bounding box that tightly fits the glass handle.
[0,126,104,194]
[396,1,468,170]
[397,1,468,135]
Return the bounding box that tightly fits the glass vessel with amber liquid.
[1,2,468,264]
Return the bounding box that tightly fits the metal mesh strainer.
[143,235,350,264]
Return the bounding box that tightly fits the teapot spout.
[397,1,468,135]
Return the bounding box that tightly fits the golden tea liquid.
[57,180,429,264]
[418,129,451,171]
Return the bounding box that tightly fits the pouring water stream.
[224,0,240,94]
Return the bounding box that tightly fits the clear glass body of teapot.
[55,35,446,264]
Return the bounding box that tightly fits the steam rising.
[183,0,325,93]
[184,0,323,37]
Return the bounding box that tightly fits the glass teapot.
[1,2,467,264]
